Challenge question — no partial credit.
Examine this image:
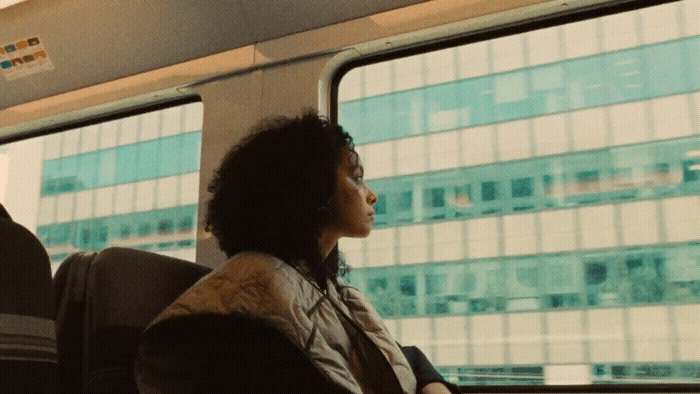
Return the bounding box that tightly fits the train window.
[0,101,203,272]
[337,0,699,386]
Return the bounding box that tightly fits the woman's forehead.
[342,148,362,169]
[341,148,362,167]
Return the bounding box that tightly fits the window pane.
[1,102,203,272]
[337,1,700,386]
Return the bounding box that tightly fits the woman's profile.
[135,112,459,394]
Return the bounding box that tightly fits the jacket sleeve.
[401,345,461,394]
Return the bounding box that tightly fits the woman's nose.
[367,187,378,205]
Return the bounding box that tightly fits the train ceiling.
[0,0,424,110]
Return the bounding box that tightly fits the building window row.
[340,35,700,144]
[346,243,700,318]
[435,362,700,386]
[365,136,699,227]
[40,131,201,196]
[37,204,197,260]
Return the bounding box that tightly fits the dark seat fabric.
[53,247,211,393]
[136,313,351,394]
[0,203,58,393]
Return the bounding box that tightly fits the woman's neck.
[319,230,339,261]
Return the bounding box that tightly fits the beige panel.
[434,316,468,366]
[1,0,552,132]
[363,142,395,180]
[135,179,157,212]
[546,310,585,364]
[255,0,551,63]
[675,304,700,361]
[191,55,342,268]
[588,308,628,363]
[629,306,672,362]
[539,209,577,253]
[428,131,461,171]
[74,189,95,221]
[508,312,544,364]
[94,187,115,217]
[338,237,366,268]
[400,317,433,347]
[192,71,261,268]
[431,221,465,262]
[496,119,532,162]
[467,216,501,259]
[365,227,396,267]
[503,213,537,256]
[258,56,331,118]
[470,314,505,365]
[399,224,429,264]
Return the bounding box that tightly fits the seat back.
[136,314,349,393]
[54,247,211,393]
[0,203,58,393]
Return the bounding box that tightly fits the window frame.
[319,0,695,391]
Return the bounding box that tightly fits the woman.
[135,112,459,393]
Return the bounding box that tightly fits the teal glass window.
[41,159,60,195]
[495,71,531,122]
[119,225,131,239]
[158,219,174,234]
[683,160,699,182]
[77,152,99,189]
[423,187,445,208]
[137,139,160,180]
[458,76,495,128]
[339,36,700,145]
[361,136,700,229]
[158,135,182,177]
[98,150,117,187]
[39,131,202,196]
[426,83,460,132]
[180,132,202,173]
[179,215,194,232]
[138,222,152,237]
[397,190,413,211]
[481,181,499,201]
[575,170,600,192]
[116,144,138,184]
[512,177,533,198]
[36,204,198,253]
[530,64,566,114]
[336,3,700,386]
[375,194,387,214]
[644,41,686,97]
[604,52,645,102]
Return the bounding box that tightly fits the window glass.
[481,181,499,201]
[511,177,533,198]
[0,102,203,272]
[337,1,700,385]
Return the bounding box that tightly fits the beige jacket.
[149,251,417,394]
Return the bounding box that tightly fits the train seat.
[53,247,211,393]
[0,203,58,393]
[135,313,345,393]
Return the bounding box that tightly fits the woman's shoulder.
[152,251,307,322]
[218,251,300,283]
[221,250,285,271]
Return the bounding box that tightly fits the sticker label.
[1,36,54,81]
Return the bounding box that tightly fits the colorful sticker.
[0,36,54,81]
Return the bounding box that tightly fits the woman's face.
[326,149,378,239]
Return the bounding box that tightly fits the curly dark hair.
[205,111,355,286]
